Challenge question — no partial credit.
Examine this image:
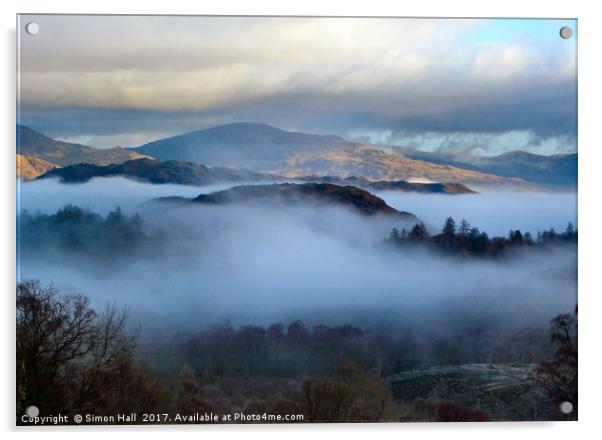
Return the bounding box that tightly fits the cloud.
[18,17,478,110]
[18,16,577,153]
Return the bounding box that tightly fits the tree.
[564,223,577,242]
[566,222,575,235]
[17,280,97,415]
[94,352,163,415]
[300,359,390,422]
[442,217,456,236]
[531,306,577,420]
[16,280,162,421]
[105,206,123,225]
[267,323,285,340]
[509,230,524,244]
[540,228,558,243]
[409,222,428,241]
[458,219,470,236]
[287,320,309,343]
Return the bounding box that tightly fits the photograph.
[16,15,577,425]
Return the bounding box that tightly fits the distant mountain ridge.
[19,123,573,190]
[399,148,577,186]
[132,123,539,190]
[17,125,149,166]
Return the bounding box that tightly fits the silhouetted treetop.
[385,218,576,259]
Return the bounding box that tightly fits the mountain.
[400,148,577,187]
[134,122,352,169]
[282,146,535,189]
[476,151,577,186]
[17,154,59,180]
[157,183,417,219]
[38,158,275,185]
[133,123,536,190]
[17,125,150,166]
[300,176,475,194]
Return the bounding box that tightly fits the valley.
[16,122,578,423]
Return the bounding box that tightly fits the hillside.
[194,183,415,218]
[17,154,59,180]
[37,156,477,196]
[133,123,535,190]
[283,146,535,190]
[155,183,416,218]
[302,176,475,194]
[38,158,275,185]
[17,125,150,166]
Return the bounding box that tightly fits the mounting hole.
[559,26,573,39]
[559,401,573,414]
[25,22,39,35]
[25,405,39,417]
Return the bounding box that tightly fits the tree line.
[386,217,577,258]
[18,205,162,260]
[17,280,577,423]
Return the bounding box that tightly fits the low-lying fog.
[18,177,231,215]
[377,191,577,237]
[18,177,577,334]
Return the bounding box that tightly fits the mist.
[377,191,577,237]
[17,178,577,336]
[18,177,237,216]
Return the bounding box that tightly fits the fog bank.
[377,191,577,236]
[17,178,577,334]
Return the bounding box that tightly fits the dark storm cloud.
[381,81,576,136]
[17,15,577,152]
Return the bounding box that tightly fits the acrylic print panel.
[16,15,577,425]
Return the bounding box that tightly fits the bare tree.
[17,280,96,415]
[16,280,162,421]
[531,306,578,419]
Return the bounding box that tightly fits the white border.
[2,0,601,439]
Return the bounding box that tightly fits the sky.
[17,15,577,156]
